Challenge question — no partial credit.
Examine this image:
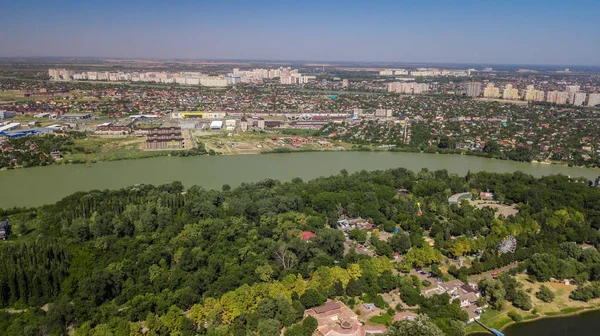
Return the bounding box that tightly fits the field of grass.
[368,313,393,326]
[0,91,18,101]
[63,136,150,162]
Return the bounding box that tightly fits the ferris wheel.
[498,235,517,254]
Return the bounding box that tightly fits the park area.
[469,200,519,218]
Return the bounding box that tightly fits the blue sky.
[1,0,599,65]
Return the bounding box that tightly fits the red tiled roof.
[302,231,317,241]
[312,301,341,314]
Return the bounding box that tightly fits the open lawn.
[197,130,347,155]
[468,200,519,218]
[63,136,150,162]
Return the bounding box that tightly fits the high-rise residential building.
[342,79,349,88]
[387,82,430,94]
[50,68,60,80]
[566,85,580,104]
[62,70,71,81]
[524,85,545,102]
[483,83,500,98]
[464,82,482,97]
[375,109,393,118]
[502,84,519,100]
[535,90,545,102]
[573,92,586,106]
[546,91,569,105]
[588,93,600,107]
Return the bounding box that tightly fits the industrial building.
[34,112,51,118]
[210,120,223,130]
[171,111,227,119]
[1,127,55,139]
[0,122,21,134]
[60,113,91,120]
[0,110,17,119]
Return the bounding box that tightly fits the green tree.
[299,289,326,308]
[388,233,411,254]
[535,285,555,303]
[257,319,281,336]
[385,316,444,336]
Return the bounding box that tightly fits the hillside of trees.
[1,168,600,335]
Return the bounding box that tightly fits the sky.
[1,0,599,65]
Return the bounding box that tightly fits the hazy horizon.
[1,0,599,66]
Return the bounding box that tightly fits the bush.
[508,311,523,322]
[422,280,432,287]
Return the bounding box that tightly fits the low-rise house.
[304,301,365,336]
[480,191,495,200]
[422,280,480,309]
[0,219,9,240]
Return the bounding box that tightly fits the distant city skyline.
[1,0,599,65]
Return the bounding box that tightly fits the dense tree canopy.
[0,167,599,334]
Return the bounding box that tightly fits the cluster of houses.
[422,279,483,322]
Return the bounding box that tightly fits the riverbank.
[3,141,599,174]
[467,304,600,335]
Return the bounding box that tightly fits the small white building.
[34,112,51,119]
[210,120,223,130]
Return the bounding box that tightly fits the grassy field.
[196,130,348,155]
[369,313,393,326]
[63,136,152,162]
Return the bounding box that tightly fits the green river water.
[1,151,599,209]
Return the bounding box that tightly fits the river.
[1,151,599,208]
[471,309,600,336]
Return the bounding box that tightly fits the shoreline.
[466,304,600,335]
[2,146,600,174]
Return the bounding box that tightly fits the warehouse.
[210,120,223,130]
[0,122,21,134]
[0,110,17,119]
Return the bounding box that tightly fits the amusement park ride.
[498,235,517,255]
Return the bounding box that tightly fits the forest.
[1,167,600,335]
